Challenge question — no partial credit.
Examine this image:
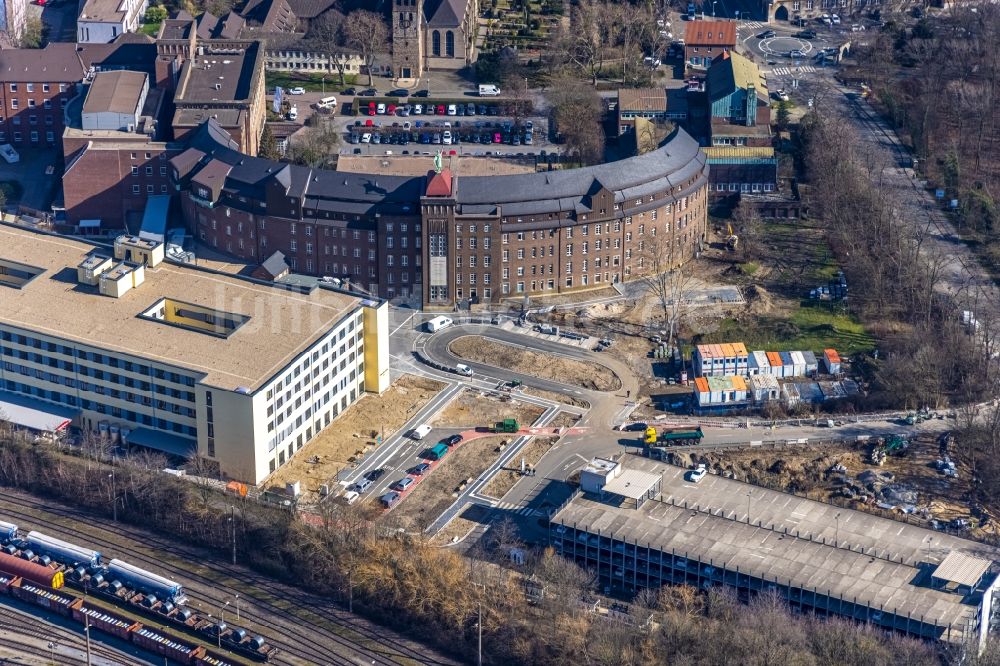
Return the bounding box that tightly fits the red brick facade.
[0,43,83,149]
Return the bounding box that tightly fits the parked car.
[380,491,401,508]
[368,468,386,481]
[523,131,533,145]
[388,88,409,97]
[413,104,423,114]
[442,130,453,145]
[773,89,790,101]
[0,144,20,164]
[493,132,502,143]
[831,13,841,24]
[466,103,476,115]
[288,86,306,95]
[376,103,386,114]
[789,49,805,58]
[445,434,464,446]
[686,464,708,483]
[342,87,356,95]
[447,104,457,115]
[436,104,446,114]
[342,490,360,504]
[353,478,374,493]
[409,463,432,476]
[758,29,775,38]
[795,29,817,38]
[624,422,649,432]
[412,89,430,97]
[358,88,378,96]
[391,477,414,492]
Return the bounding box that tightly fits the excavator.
[726,223,739,252]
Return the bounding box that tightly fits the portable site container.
[823,348,842,374]
[801,351,819,376]
[790,351,806,377]
[778,352,794,378]
[748,351,770,376]
[766,352,783,377]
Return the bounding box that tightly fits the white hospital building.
[0,223,390,484]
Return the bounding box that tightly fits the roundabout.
[758,36,814,58]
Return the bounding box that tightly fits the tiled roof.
[684,19,737,46]
[424,0,468,26]
[617,88,667,113]
[0,43,85,82]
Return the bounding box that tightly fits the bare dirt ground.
[267,375,446,498]
[549,411,582,429]
[431,389,545,429]
[481,436,556,500]
[391,435,509,532]
[449,336,621,391]
[669,434,994,537]
[522,386,590,409]
[430,510,486,546]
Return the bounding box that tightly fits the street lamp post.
[108,471,116,522]
[835,512,841,547]
[235,594,241,622]
[746,490,752,524]
[712,0,717,16]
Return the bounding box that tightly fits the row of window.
[7,83,67,93]
[0,131,56,144]
[0,113,56,124]
[1,380,197,437]
[714,183,775,192]
[499,273,617,294]
[0,333,196,386]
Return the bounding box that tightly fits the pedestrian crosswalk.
[768,65,817,76]
[494,501,543,517]
[739,21,767,30]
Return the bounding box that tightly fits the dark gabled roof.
[456,127,704,207]
[241,0,298,32]
[285,0,336,19]
[424,0,467,26]
[259,250,289,278]
[170,147,207,179]
[196,11,246,39]
[77,33,158,77]
[0,43,85,82]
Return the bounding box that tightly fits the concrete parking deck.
[551,455,1000,643]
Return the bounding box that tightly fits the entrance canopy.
[0,392,77,432]
[125,427,197,459]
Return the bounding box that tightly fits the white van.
[287,105,298,120]
[478,84,501,97]
[342,490,360,505]
[316,95,338,111]
[426,315,453,333]
[410,424,432,440]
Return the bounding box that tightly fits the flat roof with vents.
[0,224,361,391]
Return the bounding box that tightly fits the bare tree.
[344,10,389,87]
[640,233,695,349]
[547,75,604,165]
[306,10,356,86]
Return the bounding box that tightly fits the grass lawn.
[705,301,875,355]
[264,71,358,93]
[140,22,160,36]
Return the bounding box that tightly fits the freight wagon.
[0,550,64,588]
[26,531,101,568]
[107,558,185,603]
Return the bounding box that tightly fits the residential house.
[77,0,149,43]
[0,44,85,149]
[616,87,688,135]
[684,19,736,69]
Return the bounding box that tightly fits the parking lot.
[273,89,556,156]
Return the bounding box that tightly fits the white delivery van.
[316,96,338,111]
[410,424,432,440]
[426,315,453,333]
[478,84,501,97]
[288,105,298,120]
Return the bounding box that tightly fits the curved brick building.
[172,121,709,308]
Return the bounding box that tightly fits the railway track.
[0,600,134,665]
[0,491,458,666]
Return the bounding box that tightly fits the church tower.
[391,0,423,80]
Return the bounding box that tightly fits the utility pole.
[235,594,240,622]
[477,601,482,666]
[109,470,117,522]
[85,615,92,666]
[231,505,237,565]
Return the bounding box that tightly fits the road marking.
[390,311,417,336]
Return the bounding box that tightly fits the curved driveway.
[420,325,640,429]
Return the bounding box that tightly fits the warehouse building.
[0,223,390,485]
[550,456,1000,648]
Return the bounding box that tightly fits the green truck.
[491,418,519,434]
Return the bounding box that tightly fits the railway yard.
[0,489,458,666]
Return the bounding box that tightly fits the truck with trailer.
[642,426,705,458]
